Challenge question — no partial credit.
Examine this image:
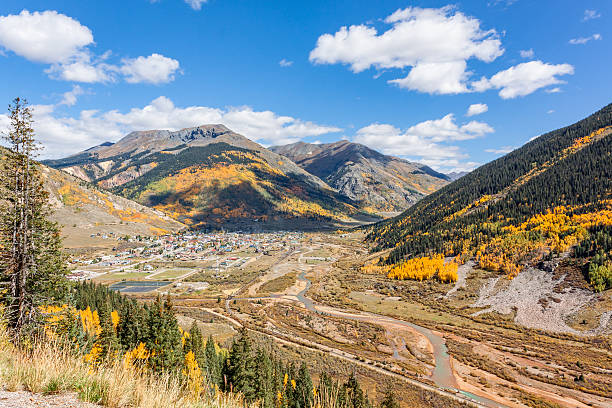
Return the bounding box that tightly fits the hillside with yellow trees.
[368,103,612,292]
[41,160,185,245]
[44,125,372,230]
[110,143,361,229]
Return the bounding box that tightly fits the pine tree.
[228,327,256,399]
[204,334,222,386]
[117,300,146,349]
[145,295,182,372]
[254,348,275,408]
[341,373,368,408]
[98,310,121,359]
[0,97,68,330]
[187,322,205,363]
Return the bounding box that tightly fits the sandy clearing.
[445,261,475,298]
[471,268,610,335]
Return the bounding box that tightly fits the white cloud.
[545,87,561,94]
[279,59,293,67]
[388,60,471,94]
[0,10,181,84]
[309,6,503,94]
[569,34,601,45]
[485,146,514,154]
[547,110,555,114]
[46,54,114,83]
[466,103,488,117]
[0,10,93,64]
[353,114,493,172]
[0,97,341,158]
[583,9,601,22]
[519,49,534,58]
[59,85,84,106]
[185,0,208,10]
[406,114,493,142]
[472,60,574,99]
[120,54,180,84]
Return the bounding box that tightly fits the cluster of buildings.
[67,231,304,281]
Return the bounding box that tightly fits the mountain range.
[44,125,449,229]
[269,141,448,213]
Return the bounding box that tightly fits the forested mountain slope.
[367,103,612,290]
[270,140,449,213]
[45,125,364,230]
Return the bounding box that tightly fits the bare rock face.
[270,140,449,213]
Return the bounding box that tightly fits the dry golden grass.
[0,310,245,408]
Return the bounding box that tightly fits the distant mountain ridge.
[45,125,371,229]
[270,140,449,213]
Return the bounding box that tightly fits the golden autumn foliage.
[183,351,203,398]
[123,342,150,370]
[111,310,120,330]
[438,262,459,283]
[143,151,351,225]
[445,194,493,222]
[386,255,458,283]
[475,203,612,278]
[55,178,175,235]
[372,202,612,283]
[40,304,124,368]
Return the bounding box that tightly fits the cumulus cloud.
[472,60,574,99]
[0,97,341,158]
[353,114,493,172]
[466,103,488,117]
[0,10,93,64]
[0,9,180,84]
[46,53,115,83]
[120,54,180,84]
[569,34,601,45]
[309,6,503,94]
[279,59,293,67]
[583,9,601,22]
[519,49,534,58]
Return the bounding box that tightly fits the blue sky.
[0,0,609,172]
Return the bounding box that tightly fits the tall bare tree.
[0,97,67,331]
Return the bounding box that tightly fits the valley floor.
[79,231,611,408]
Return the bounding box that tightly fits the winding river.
[295,271,507,408]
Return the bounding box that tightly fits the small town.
[66,231,305,293]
